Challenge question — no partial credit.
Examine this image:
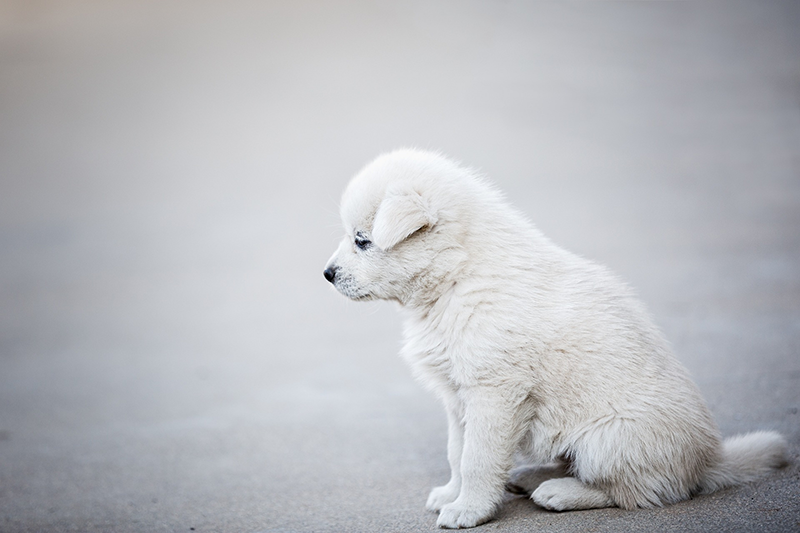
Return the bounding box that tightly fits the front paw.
[426,482,460,511]
[436,501,495,529]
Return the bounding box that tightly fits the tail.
[699,431,788,494]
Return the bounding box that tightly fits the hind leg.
[506,462,569,495]
[532,478,614,511]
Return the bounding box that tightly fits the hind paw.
[532,478,613,511]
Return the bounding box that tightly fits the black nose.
[323,265,338,283]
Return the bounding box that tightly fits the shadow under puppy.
[324,149,787,529]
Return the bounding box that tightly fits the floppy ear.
[372,189,437,250]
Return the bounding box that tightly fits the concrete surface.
[1,1,799,531]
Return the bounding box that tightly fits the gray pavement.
[1,1,799,532]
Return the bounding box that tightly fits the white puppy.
[324,149,787,529]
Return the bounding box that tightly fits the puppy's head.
[324,150,466,305]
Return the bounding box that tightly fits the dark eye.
[354,232,372,250]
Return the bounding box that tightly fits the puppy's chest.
[401,329,450,377]
[399,314,471,387]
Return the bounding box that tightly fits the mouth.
[338,286,373,301]
[331,279,373,302]
[350,292,374,301]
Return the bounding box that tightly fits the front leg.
[427,396,464,511]
[437,388,525,529]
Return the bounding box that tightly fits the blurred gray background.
[1,1,798,532]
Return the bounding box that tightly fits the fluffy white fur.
[324,149,787,529]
